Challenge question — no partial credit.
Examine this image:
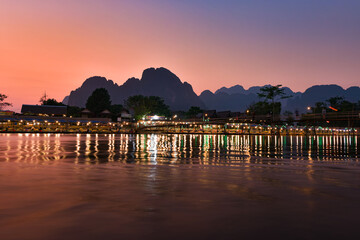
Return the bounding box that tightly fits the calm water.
[0,133,359,240]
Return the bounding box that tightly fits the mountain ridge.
[63,67,360,113]
[201,84,360,113]
[65,67,205,111]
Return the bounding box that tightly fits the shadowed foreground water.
[0,133,359,240]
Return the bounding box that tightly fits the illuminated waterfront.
[0,133,359,239]
[1,116,358,136]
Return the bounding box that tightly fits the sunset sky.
[1,0,360,111]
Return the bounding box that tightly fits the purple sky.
[1,0,360,111]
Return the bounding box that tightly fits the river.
[0,133,359,239]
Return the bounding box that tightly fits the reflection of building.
[21,105,67,116]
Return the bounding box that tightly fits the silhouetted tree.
[309,98,358,114]
[125,95,149,120]
[108,104,123,121]
[325,96,357,112]
[0,93,12,110]
[249,101,281,116]
[147,96,170,117]
[186,106,202,118]
[41,98,65,106]
[67,106,82,117]
[312,102,326,113]
[257,85,291,121]
[325,96,343,112]
[257,85,291,103]
[125,95,170,121]
[39,92,48,104]
[109,104,123,116]
[86,88,111,116]
[326,96,344,109]
[339,100,356,112]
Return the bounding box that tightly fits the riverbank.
[1,116,358,135]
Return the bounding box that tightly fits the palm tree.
[257,85,291,122]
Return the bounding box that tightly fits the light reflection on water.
[0,133,360,239]
[0,133,358,165]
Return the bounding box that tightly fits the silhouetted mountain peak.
[81,76,109,88]
[200,90,214,97]
[347,86,360,91]
[247,85,270,94]
[65,71,360,113]
[214,84,296,97]
[303,84,344,96]
[183,82,194,91]
[66,68,204,110]
[215,85,246,95]
[141,67,182,86]
[123,77,140,86]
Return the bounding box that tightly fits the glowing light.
[328,106,338,111]
[150,115,160,121]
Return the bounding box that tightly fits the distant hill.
[201,84,360,113]
[65,67,205,111]
[215,85,246,95]
[215,84,297,97]
[63,67,360,113]
[199,90,259,112]
[286,85,360,112]
[201,85,301,112]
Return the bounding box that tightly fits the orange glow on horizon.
[1,1,359,112]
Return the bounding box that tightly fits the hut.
[81,109,92,118]
[100,110,112,118]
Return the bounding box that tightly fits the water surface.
[0,134,359,239]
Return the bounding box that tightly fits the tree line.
[310,97,360,113]
[1,85,359,122]
[248,85,291,121]
[84,88,172,120]
[37,88,172,121]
